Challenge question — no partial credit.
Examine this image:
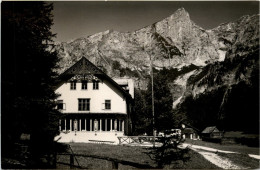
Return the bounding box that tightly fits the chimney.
[97,65,103,70]
[97,65,107,73]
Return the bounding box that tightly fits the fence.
[55,144,153,169]
[56,153,154,169]
[117,136,162,145]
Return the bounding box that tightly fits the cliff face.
[174,14,259,131]
[185,14,259,96]
[55,8,226,77]
[55,9,259,130]
[171,14,259,106]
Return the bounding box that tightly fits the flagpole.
[144,46,155,147]
[150,54,155,148]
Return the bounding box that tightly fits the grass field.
[185,138,259,155]
[56,143,219,169]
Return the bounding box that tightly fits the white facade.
[56,79,127,114]
[54,57,133,143]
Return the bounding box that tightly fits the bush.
[235,137,259,147]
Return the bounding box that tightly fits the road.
[180,143,259,169]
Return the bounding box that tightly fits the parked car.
[158,132,164,137]
[163,129,181,138]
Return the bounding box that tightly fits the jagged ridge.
[54,9,259,130]
[55,8,226,79]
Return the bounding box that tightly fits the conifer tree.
[2,2,61,166]
[146,69,174,133]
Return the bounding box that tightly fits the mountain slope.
[175,14,259,131]
[55,8,225,79]
[54,9,259,132]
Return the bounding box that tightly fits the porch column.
[70,119,72,131]
[59,120,61,131]
[110,119,112,131]
[65,119,66,131]
[114,119,117,131]
[119,120,121,131]
[122,120,124,132]
[79,119,81,131]
[105,119,107,131]
[100,119,102,132]
[90,119,92,131]
[85,119,86,131]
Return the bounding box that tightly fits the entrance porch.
[56,113,127,144]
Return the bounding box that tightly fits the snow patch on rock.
[194,57,207,66]
[218,50,226,61]
[172,70,197,107]
[174,70,196,86]
[173,96,182,108]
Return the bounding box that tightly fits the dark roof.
[202,126,219,134]
[59,57,103,76]
[55,57,132,101]
[180,121,200,132]
[183,128,194,134]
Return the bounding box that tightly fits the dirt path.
[248,154,260,160]
[190,148,243,169]
[180,144,246,169]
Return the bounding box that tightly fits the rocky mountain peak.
[168,7,190,21]
[55,9,258,88]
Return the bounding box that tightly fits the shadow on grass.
[56,143,155,169]
[2,141,68,169]
[144,137,190,168]
[54,142,70,153]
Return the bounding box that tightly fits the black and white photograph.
[1,1,259,169]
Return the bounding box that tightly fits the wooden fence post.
[53,152,57,168]
[70,154,74,168]
[112,161,118,169]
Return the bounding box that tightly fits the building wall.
[55,79,127,114]
[113,78,135,98]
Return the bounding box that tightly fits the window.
[78,99,90,111]
[82,81,87,90]
[93,80,99,90]
[57,100,65,110]
[70,81,76,90]
[105,100,111,110]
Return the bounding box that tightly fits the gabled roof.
[180,120,200,132]
[55,57,133,100]
[202,126,219,134]
[59,57,103,77]
[183,128,194,134]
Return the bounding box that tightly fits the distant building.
[201,126,223,139]
[182,128,200,140]
[54,57,134,143]
[181,123,200,140]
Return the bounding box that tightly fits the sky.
[51,1,259,42]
